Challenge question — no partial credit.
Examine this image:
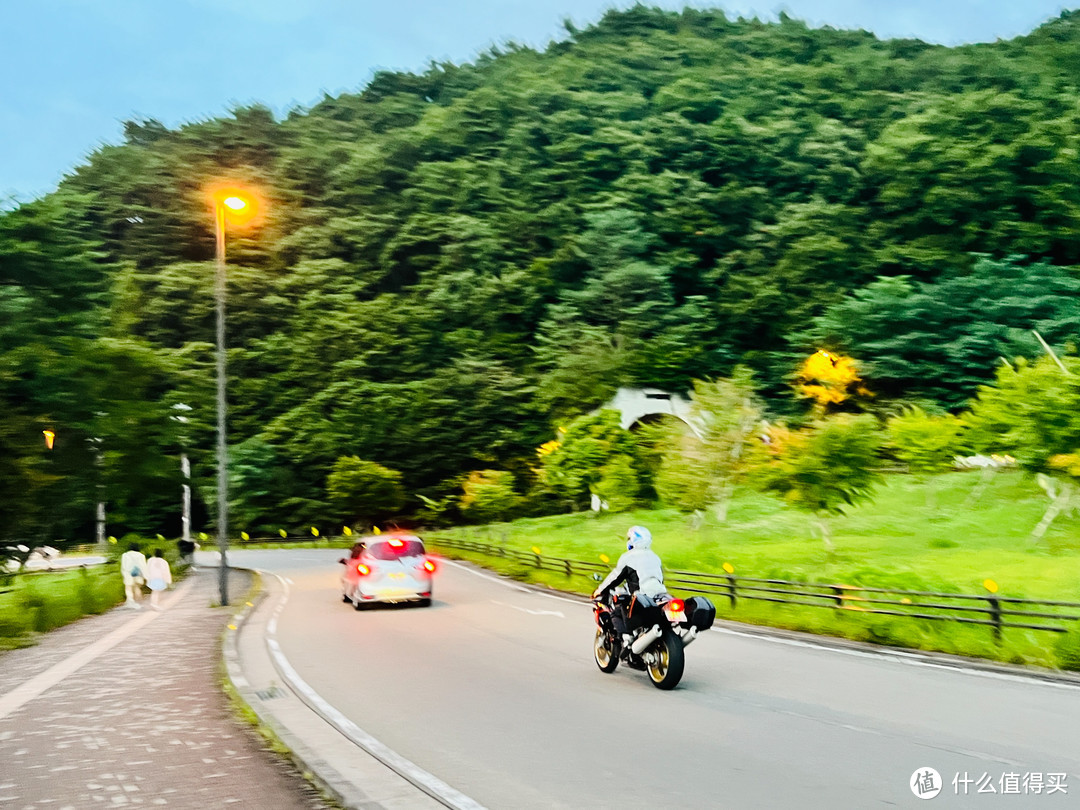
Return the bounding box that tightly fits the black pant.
[611,595,629,636]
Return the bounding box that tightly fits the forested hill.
[4,5,1080,536]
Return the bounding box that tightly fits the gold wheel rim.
[648,642,669,681]
[594,629,612,667]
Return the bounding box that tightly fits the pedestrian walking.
[146,548,173,611]
[119,542,148,608]
[177,537,196,569]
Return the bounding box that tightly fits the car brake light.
[388,537,404,548]
[423,559,436,573]
[357,563,370,576]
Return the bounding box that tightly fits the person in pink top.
[145,548,173,611]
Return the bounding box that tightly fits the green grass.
[0,542,194,647]
[426,470,1080,669]
[0,565,125,648]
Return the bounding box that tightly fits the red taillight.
[423,559,436,574]
[388,537,404,548]
[356,563,370,576]
[667,599,685,614]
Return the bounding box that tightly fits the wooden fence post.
[987,596,1003,643]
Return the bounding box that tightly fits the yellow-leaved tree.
[795,350,869,412]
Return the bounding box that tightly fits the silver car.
[339,534,435,609]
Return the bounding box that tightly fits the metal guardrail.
[427,535,1080,643]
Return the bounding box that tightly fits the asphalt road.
[226,548,1080,809]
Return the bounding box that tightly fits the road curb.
[221,564,469,810]
[220,568,366,810]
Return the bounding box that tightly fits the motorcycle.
[592,586,716,690]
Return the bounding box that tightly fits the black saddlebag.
[684,596,716,631]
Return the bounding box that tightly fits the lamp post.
[212,192,250,606]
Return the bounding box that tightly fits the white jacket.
[120,550,147,583]
[594,544,665,598]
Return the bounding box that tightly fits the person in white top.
[592,526,666,643]
[119,543,148,608]
[145,548,173,611]
[592,526,665,599]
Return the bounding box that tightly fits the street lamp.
[211,187,258,606]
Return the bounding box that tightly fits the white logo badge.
[911,767,942,799]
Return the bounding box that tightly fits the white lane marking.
[442,558,1080,691]
[711,626,1080,691]
[0,579,195,721]
[440,558,530,592]
[440,558,588,607]
[264,573,488,810]
[490,599,564,618]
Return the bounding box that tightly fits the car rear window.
[367,539,425,559]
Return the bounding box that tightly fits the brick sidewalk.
[0,569,333,809]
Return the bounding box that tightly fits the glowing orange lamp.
[205,181,264,607]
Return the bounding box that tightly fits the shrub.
[1054,627,1080,671]
[327,457,405,524]
[593,456,642,513]
[539,410,640,509]
[460,470,523,524]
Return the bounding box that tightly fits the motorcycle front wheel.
[646,627,685,690]
[593,627,620,673]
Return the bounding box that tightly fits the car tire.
[341,593,351,603]
[418,597,432,607]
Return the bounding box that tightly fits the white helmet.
[626,525,652,551]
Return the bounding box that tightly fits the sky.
[0,0,1072,204]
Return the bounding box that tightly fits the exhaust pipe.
[681,627,699,647]
[631,624,663,655]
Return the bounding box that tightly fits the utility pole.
[87,433,106,554]
[172,403,193,548]
[181,454,191,545]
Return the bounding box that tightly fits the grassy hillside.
[429,469,1080,667]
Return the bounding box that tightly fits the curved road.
[228,549,1080,809]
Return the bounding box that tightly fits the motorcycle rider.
[592,525,665,645]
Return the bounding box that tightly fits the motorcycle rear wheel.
[593,627,620,673]
[646,627,685,690]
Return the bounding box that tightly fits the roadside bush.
[327,457,406,524]
[1054,627,1080,671]
[539,410,641,509]
[460,470,524,524]
[593,456,641,513]
[0,566,125,644]
[0,614,28,639]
